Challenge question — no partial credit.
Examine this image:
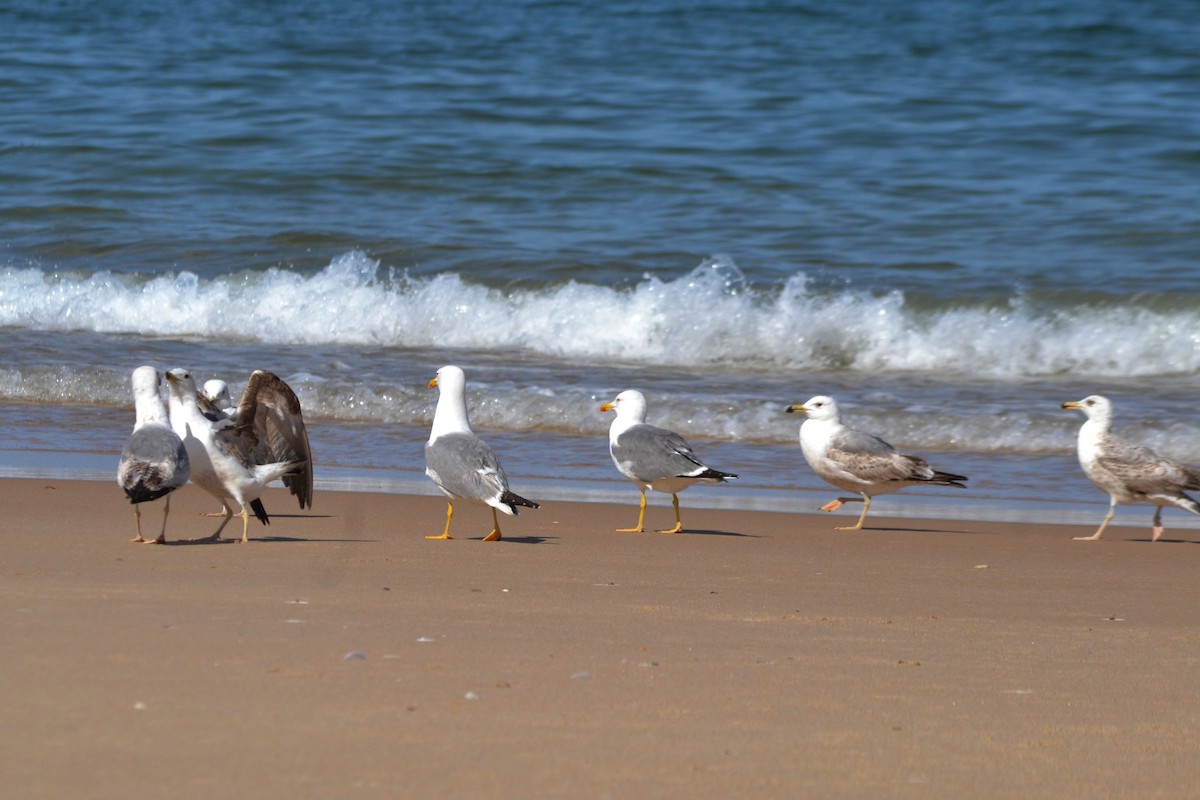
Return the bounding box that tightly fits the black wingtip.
[501,491,540,513]
[250,497,270,525]
[698,469,738,483]
[123,485,176,505]
[933,471,969,487]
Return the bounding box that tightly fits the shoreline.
[4,476,1199,798]
[5,444,1198,534]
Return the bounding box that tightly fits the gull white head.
[429,364,471,439]
[786,395,840,423]
[164,368,199,401]
[600,389,648,423]
[203,379,233,409]
[1062,395,1113,427]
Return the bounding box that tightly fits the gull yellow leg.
[239,505,251,543]
[836,495,871,531]
[658,494,684,534]
[426,502,455,540]
[1075,501,1116,541]
[616,491,647,532]
[482,507,503,541]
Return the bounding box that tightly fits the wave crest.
[2,252,1197,379]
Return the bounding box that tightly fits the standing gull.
[600,390,737,534]
[166,368,313,543]
[787,396,967,530]
[1063,395,1200,542]
[118,366,190,544]
[424,365,539,541]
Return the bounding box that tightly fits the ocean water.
[3,0,1199,529]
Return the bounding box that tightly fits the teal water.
[2,0,1199,529]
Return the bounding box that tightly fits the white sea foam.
[2,251,1199,381]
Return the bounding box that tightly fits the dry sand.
[3,476,1199,799]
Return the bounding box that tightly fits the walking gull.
[786,395,967,530]
[166,368,313,543]
[424,365,539,541]
[600,390,737,534]
[117,366,190,544]
[1063,395,1200,542]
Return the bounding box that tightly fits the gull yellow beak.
[428,377,439,389]
[1061,400,1081,410]
[599,401,615,413]
[785,404,807,414]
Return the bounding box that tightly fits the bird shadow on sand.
[1122,536,1199,544]
[490,535,560,545]
[850,524,979,535]
[162,533,375,545]
[676,528,760,538]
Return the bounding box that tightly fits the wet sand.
[3,477,1198,799]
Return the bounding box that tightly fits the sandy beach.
[3,476,1198,799]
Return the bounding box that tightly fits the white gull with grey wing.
[424,365,538,541]
[601,389,736,534]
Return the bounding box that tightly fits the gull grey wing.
[232,370,313,509]
[425,432,509,502]
[826,427,938,483]
[119,426,190,503]
[612,424,708,482]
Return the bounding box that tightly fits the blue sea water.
[2,0,1199,529]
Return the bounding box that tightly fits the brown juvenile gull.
[424,365,539,541]
[786,395,967,530]
[166,368,313,543]
[117,366,190,544]
[600,389,737,534]
[1063,394,1200,542]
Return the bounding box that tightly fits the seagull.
[166,368,313,543]
[786,395,967,530]
[117,366,190,544]
[600,390,737,534]
[1063,395,1200,542]
[202,379,237,419]
[424,365,539,541]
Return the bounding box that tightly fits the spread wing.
[222,370,313,509]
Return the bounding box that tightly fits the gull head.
[786,395,839,422]
[203,379,232,408]
[131,365,161,397]
[430,364,466,395]
[601,389,647,422]
[1062,395,1112,423]
[164,368,197,394]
